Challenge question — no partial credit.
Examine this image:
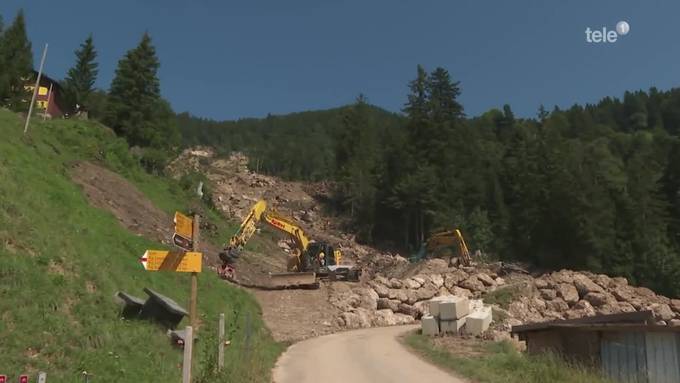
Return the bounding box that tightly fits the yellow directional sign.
[140,250,202,273]
[174,212,193,240]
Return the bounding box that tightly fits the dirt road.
[272,325,465,383]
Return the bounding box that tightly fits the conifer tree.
[106,32,177,149]
[64,35,98,112]
[0,10,33,109]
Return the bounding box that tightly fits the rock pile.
[332,266,680,332]
[507,269,680,326]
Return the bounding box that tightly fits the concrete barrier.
[465,306,492,335]
[439,296,470,320]
[422,315,439,336]
[440,317,466,334]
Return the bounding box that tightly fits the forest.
[178,65,680,297]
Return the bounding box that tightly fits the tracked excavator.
[218,200,360,288]
[410,229,472,266]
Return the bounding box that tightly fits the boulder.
[651,304,675,321]
[415,286,438,301]
[584,292,614,307]
[556,283,579,305]
[430,274,445,289]
[634,286,656,298]
[546,298,569,312]
[595,303,619,316]
[444,270,469,290]
[551,270,575,285]
[460,276,486,292]
[530,297,547,310]
[370,282,390,298]
[402,278,421,290]
[539,289,557,300]
[669,319,680,327]
[372,309,398,326]
[437,286,451,297]
[352,308,374,328]
[387,289,408,303]
[593,274,612,289]
[340,312,362,329]
[671,299,680,314]
[617,302,636,313]
[405,289,419,305]
[412,276,426,286]
[450,286,473,298]
[377,298,401,312]
[476,273,496,287]
[573,275,603,297]
[534,278,550,289]
[398,303,420,318]
[612,286,635,302]
[414,300,430,317]
[355,288,378,310]
[495,277,506,285]
[394,313,416,325]
[388,278,403,289]
[573,300,596,316]
[611,277,628,287]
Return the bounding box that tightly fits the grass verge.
[0,110,283,382]
[402,331,611,383]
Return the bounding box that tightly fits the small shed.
[25,71,67,117]
[512,311,680,383]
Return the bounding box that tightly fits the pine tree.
[64,35,98,113]
[0,10,33,109]
[106,33,177,149]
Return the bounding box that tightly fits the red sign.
[0,375,6,383]
[19,376,28,383]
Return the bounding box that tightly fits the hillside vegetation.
[0,109,283,381]
[178,68,680,298]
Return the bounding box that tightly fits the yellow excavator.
[410,229,472,266]
[218,200,360,288]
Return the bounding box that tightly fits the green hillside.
[0,109,283,382]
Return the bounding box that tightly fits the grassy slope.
[403,332,611,383]
[0,110,283,382]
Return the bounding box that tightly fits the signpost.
[140,250,202,273]
[141,211,202,383]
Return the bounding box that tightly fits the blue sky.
[1,1,678,120]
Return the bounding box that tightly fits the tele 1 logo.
[585,21,630,43]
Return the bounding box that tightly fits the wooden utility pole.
[182,325,194,383]
[190,214,200,330]
[218,313,225,372]
[24,43,48,135]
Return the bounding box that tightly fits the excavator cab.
[305,242,339,270]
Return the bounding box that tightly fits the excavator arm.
[412,229,472,266]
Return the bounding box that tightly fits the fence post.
[182,326,193,383]
[218,313,225,372]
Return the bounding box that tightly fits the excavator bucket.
[268,271,319,289]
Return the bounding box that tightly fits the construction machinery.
[410,229,472,266]
[218,200,360,288]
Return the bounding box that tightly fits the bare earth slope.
[273,325,466,383]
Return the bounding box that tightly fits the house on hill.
[24,71,67,118]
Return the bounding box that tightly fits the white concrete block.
[428,296,448,317]
[421,315,439,336]
[440,317,466,334]
[465,306,492,335]
[439,296,470,320]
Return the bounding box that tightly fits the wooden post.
[182,325,193,383]
[218,313,225,372]
[24,43,48,135]
[190,214,200,330]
